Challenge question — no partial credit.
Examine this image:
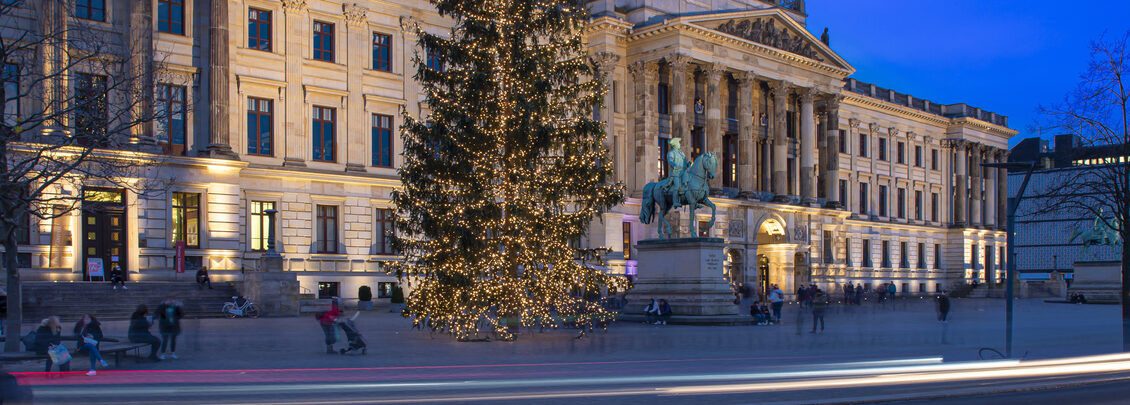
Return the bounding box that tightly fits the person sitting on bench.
[196,266,213,289]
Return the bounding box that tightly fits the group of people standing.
[129,299,185,362]
[841,283,865,305]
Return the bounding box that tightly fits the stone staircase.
[20,281,240,322]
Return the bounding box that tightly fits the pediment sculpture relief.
[714,19,824,62]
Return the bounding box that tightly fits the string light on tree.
[390,0,627,341]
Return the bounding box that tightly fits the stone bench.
[0,338,144,368]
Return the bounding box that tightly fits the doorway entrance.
[726,249,743,287]
[82,188,127,281]
[757,254,769,299]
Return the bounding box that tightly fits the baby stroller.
[337,314,367,355]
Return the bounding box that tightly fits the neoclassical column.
[737,72,757,193]
[868,123,880,215]
[824,95,842,206]
[984,148,998,227]
[951,141,968,226]
[667,54,691,147]
[770,81,790,195]
[629,61,660,190]
[761,137,772,192]
[39,0,68,130]
[282,0,310,166]
[799,88,817,201]
[970,145,984,226]
[705,64,724,189]
[206,0,238,159]
[997,149,1009,230]
[344,3,368,172]
[592,52,620,183]
[128,0,154,146]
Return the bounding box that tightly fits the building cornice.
[841,92,950,127]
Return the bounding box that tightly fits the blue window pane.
[260,115,271,155]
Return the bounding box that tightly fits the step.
[20,282,241,321]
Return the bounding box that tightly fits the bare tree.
[1,0,175,351]
[1037,31,1130,350]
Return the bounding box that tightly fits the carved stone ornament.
[868,122,880,133]
[590,52,620,72]
[793,224,808,243]
[343,3,367,26]
[728,220,745,238]
[800,87,818,103]
[887,127,900,138]
[667,54,692,71]
[399,15,418,33]
[281,0,307,12]
[714,18,824,62]
[848,118,861,129]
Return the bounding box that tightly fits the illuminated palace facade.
[6,0,1013,299]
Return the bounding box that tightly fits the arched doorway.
[725,249,743,287]
[754,218,788,298]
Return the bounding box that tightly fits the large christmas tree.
[392,0,626,340]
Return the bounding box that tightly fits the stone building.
[3,0,1014,300]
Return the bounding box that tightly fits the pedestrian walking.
[936,291,951,323]
[155,299,184,359]
[128,305,162,362]
[316,299,341,354]
[109,265,126,290]
[810,290,828,333]
[855,283,863,305]
[768,284,784,324]
[0,287,7,336]
[34,316,70,372]
[74,314,108,376]
[887,282,897,300]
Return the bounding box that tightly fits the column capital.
[800,87,818,104]
[343,3,367,27]
[399,15,418,33]
[591,52,620,73]
[769,80,790,101]
[704,63,725,80]
[628,60,660,80]
[737,71,759,86]
[666,53,692,72]
[887,127,899,138]
[825,94,842,110]
[924,135,934,144]
[282,0,308,12]
[848,118,861,129]
[868,122,880,133]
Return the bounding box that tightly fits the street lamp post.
[983,161,1036,358]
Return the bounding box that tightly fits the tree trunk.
[4,236,21,352]
[1123,219,1130,352]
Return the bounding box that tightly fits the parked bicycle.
[221,296,261,318]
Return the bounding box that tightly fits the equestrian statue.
[1068,208,1123,258]
[639,137,718,238]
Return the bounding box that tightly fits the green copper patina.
[1069,208,1123,258]
[639,138,718,239]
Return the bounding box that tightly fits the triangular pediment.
[690,11,851,71]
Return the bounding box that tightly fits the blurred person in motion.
[768,284,784,324]
[810,289,828,333]
[156,298,184,359]
[316,298,341,354]
[936,291,951,323]
[129,305,162,362]
[34,316,70,372]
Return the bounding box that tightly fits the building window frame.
[859,182,868,215]
[897,187,906,219]
[249,200,275,251]
[75,0,106,21]
[312,106,336,162]
[838,129,847,153]
[248,8,272,52]
[374,207,395,255]
[171,192,201,249]
[372,32,392,72]
[157,84,188,154]
[157,0,185,35]
[371,113,393,167]
[657,83,669,115]
[931,149,939,170]
[247,97,273,156]
[74,73,108,145]
[878,137,888,161]
[879,185,888,217]
[915,145,923,167]
[934,243,942,269]
[881,240,891,268]
[862,239,872,267]
[917,243,926,269]
[3,63,18,127]
[622,222,632,260]
[858,133,868,157]
[899,241,909,268]
[312,21,335,62]
[897,141,905,164]
[914,190,923,220]
[315,204,339,254]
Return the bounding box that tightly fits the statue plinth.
[1068,260,1121,304]
[624,237,751,325]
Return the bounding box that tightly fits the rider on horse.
[664,138,691,208]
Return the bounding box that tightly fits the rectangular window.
[426,48,444,72]
[317,281,340,299]
[900,242,908,268]
[249,201,275,251]
[931,192,939,222]
[897,187,906,219]
[157,84,187,153]
[859,133,868,157]
[844,238,852,267]
[862,239,872,267]
[622,222,632,260]
[897,141,905,164]
[931,149,938,170]
[859,182,868,215]
[247,98,273,156]
[838,179,847,207]
[971,244,979,269]
[313,21,334,62]
[248,8,272,51]
[372,113,393,167]
[157,0,185,34]
[75,73,108,144]
[14,207,29,245]
[312,106,335,162]
[2,63,17,127]
[612,81,621,113]
[915,145,923,167]
[913,190,921,220]
[879,185,888,217]
[375,208,394,255]
[316,205,338,253]
[881,240,891,268]
[878,138,888,161]
[377,282,395,298]
[1000,246,1005,270]
[823,231,833,264]
[917,243,926,269]
[658,137,670,178]
[657,84,669,114]
[171,192,200,248]
[838,129,847,153]
[934,243,942,269]
[75,0,105,21]
[372,32,391,71]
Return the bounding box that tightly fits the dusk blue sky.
[805,0,1130,147]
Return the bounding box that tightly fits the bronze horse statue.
[639,153,718,238]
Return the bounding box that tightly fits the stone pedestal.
[624,237,750,325]
[1069,261,1120,304]
[241,271,300,317]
